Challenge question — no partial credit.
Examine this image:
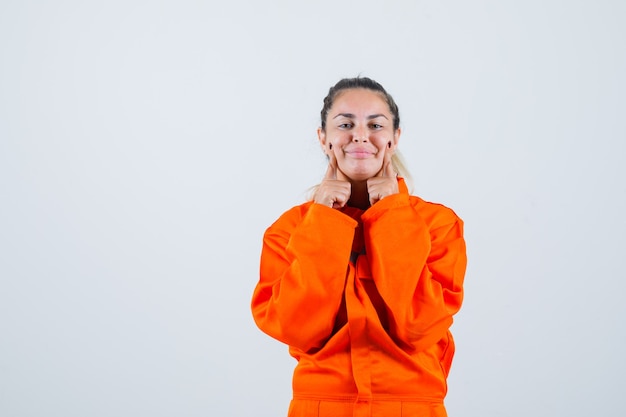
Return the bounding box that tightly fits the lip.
[344,148,376,159]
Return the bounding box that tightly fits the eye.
[370,123,383,129]
[338,123,353,129]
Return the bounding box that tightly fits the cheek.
[323,137,336,153]
[372,137,390,152]
[328,136,343,151]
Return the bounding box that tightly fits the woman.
[251,77,467,417]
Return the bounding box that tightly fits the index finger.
[324,151,338,180]
[376,144,395,177]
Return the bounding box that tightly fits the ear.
[390,127,401,152]
[317,127,329,154]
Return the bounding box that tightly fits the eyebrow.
[333,113,389,120]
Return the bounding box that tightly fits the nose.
[352,126,368,142]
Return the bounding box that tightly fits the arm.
[362,194,467,352]
[251,203,357,352]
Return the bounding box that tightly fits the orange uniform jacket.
[252,179,467,417]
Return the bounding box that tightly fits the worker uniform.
[252,178,467,417]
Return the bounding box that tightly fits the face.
[318,88,401,182]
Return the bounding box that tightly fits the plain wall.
[1,1,625,416]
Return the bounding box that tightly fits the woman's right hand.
[314,153,351,209]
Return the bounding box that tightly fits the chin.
[340,160,383,181]
[344,169,378,181]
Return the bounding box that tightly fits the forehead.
[331,88,390,115]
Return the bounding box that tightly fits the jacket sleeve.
[251,203,358,352]
[361,192,466,352]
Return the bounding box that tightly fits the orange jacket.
[252,179,466,417]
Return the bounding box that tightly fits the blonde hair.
[390,150,414,191]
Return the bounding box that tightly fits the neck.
[347,181,370,210]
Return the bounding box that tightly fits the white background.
[1,1,625,416]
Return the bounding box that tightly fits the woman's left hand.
[367,149,398,206]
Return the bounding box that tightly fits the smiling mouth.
[345,150,375,159]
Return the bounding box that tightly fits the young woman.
[251,77,467,417]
